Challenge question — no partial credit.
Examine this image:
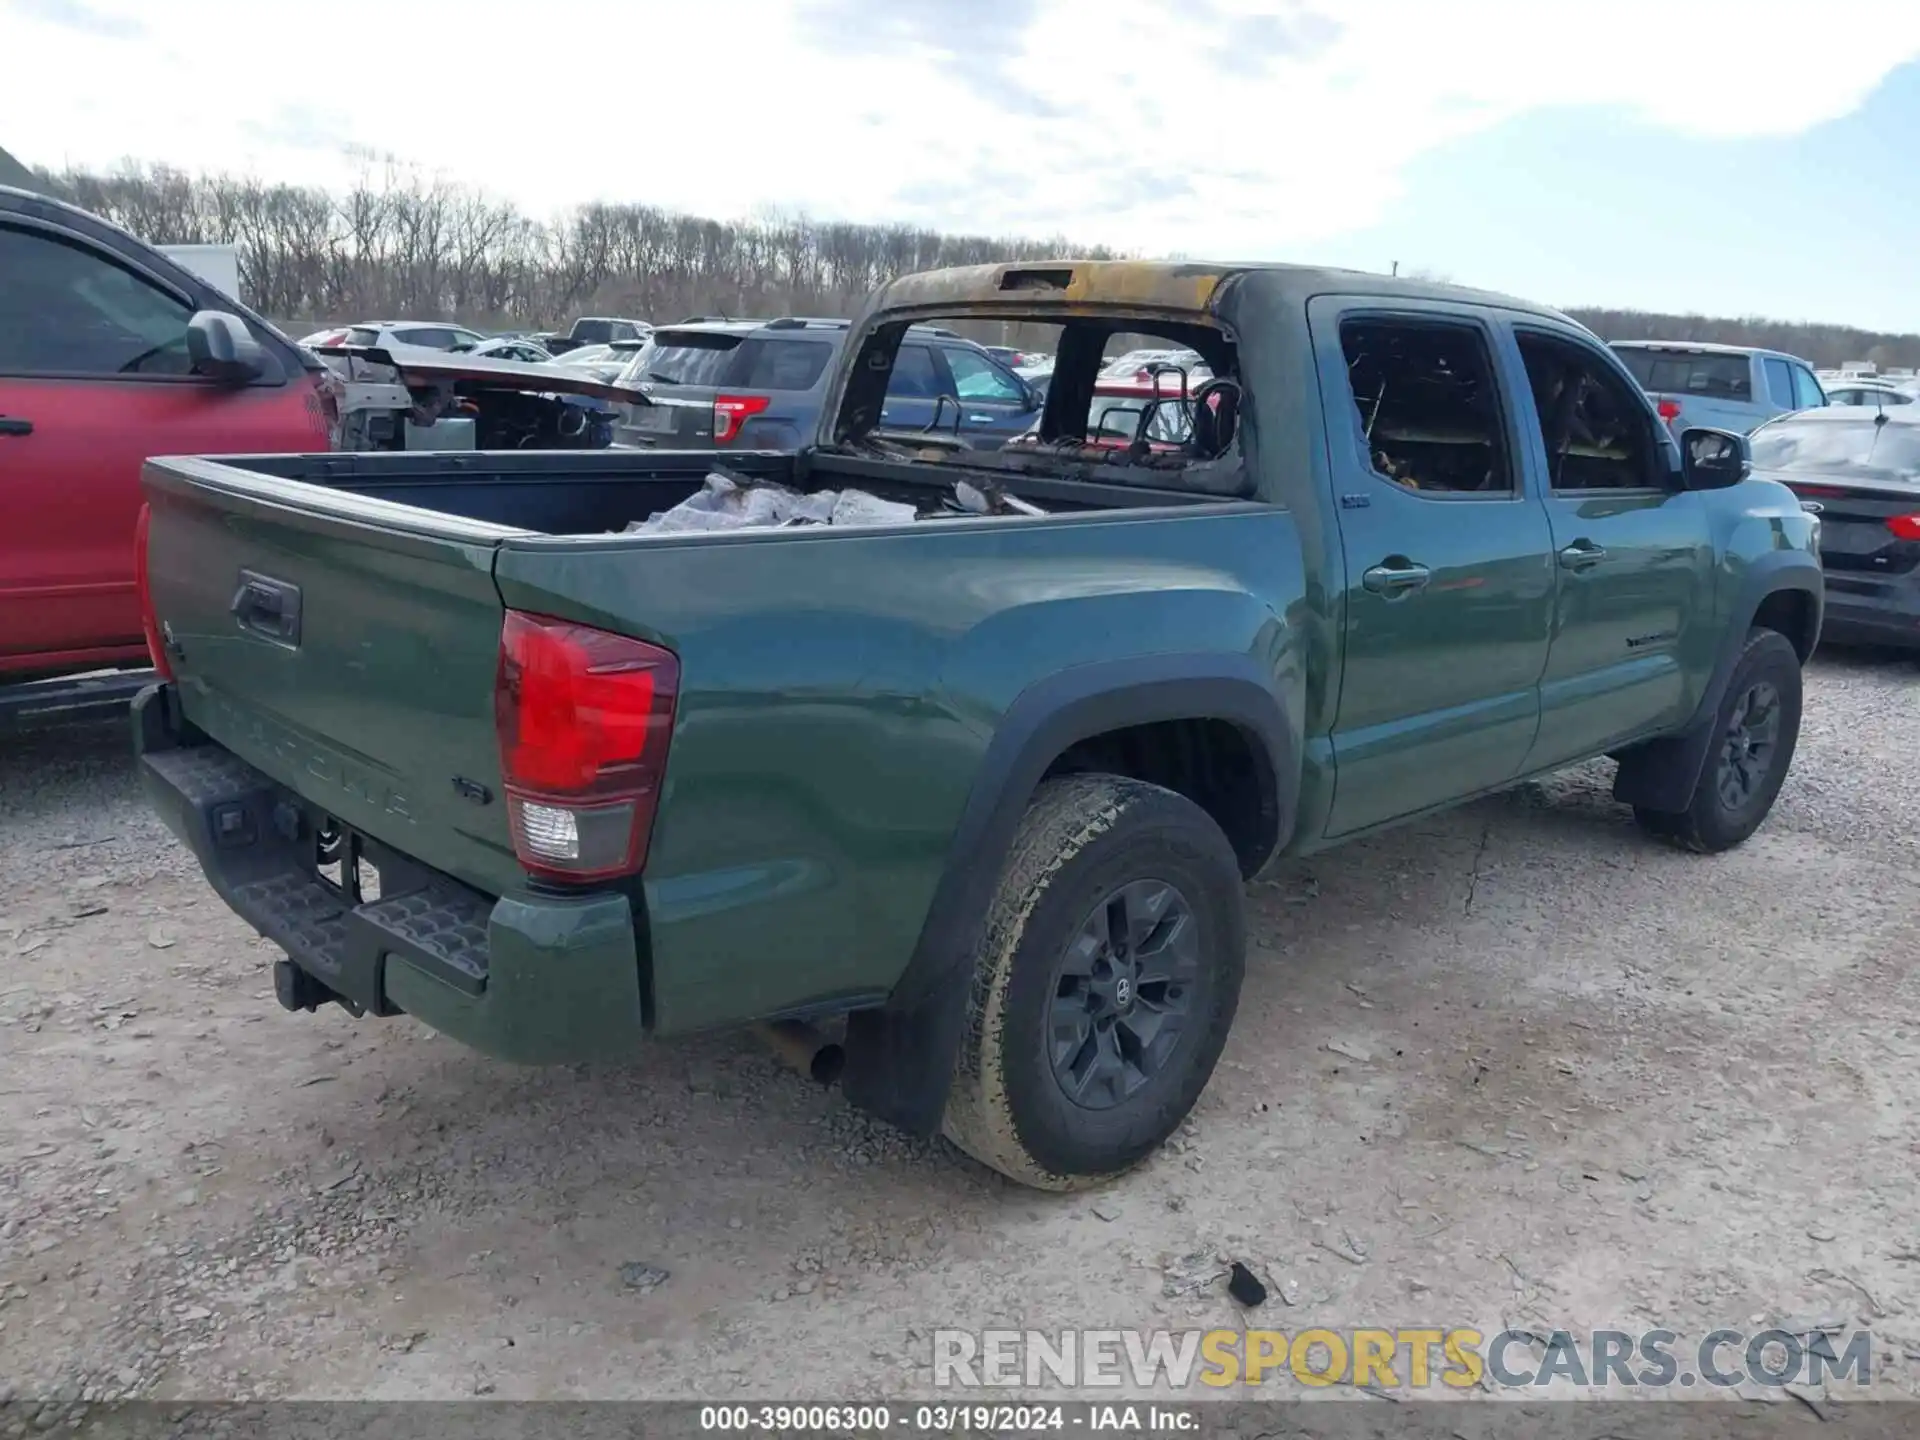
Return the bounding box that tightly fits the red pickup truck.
[0,185,332,723]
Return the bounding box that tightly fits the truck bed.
[198,446,1230,537]
[139,445,1297,1039]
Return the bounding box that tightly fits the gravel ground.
[3,648,1920,1414]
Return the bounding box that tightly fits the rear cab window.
[1612,346,1754,402]
[630,330,746,387]
[829,292,1245,495]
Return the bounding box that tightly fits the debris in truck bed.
[829,489,919,527]
[952,479,1047,517]
[622,469,1043,535]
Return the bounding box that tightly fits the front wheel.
[941,775,1247,1190]
[1634,627,1802,853]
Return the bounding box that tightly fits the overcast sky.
[6,0,1920,328]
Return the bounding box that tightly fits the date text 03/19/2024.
[698,1404,1196,1432]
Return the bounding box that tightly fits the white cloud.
[3,0,1916,257]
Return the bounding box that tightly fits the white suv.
[337,320,491,353]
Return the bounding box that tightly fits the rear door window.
[394,327,457,350]
[1763,358,1795,408]
[0,224,196,376]
[739,338,833,391]
[1338,318,1514,494]
[1612,347,1755,401]
[632,331,744,387]
[886,343,943,398]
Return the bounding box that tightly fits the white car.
[467,336,555,364]
[1823,379,1917,408]
[327,320,492,354]
[1099,347,1208,381]
[548,342,638,384]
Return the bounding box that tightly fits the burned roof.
[865,258,1565,327]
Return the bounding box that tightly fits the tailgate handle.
[231,570,302,647]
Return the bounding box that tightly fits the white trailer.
[158,243,241,302]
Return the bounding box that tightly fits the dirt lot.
[4,649,1920,1411]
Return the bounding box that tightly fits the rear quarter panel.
[493,506,1307,1034]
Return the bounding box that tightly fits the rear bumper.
[1821,573,1920,649]
[133,684,646,1064]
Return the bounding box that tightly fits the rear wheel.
[1633,627,1801,853]
[941,775,1246,1190]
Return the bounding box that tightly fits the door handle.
[1558,540,1607,571]
[1361,560,1432,596]
[229,570,302,646]
[0,416,32,437]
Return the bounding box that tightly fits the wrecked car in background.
[311,342,649,451]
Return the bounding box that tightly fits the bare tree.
[28,159,1914,367]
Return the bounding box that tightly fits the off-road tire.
[1633,626,1802,853]
[941,774,1246,1190]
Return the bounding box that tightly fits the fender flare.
[841,651,1298,1136]
[1612,554,1822,812]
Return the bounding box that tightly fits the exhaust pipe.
[755,1020,845,1085]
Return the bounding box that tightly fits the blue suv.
[613,316,1043,451]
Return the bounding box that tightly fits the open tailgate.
[141,456,530,898]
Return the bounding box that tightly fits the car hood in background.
[313,343,651,404]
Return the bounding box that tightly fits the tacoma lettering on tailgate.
[206,693,415,823]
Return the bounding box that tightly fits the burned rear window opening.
[831,314,1249,497]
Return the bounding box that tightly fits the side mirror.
[1679,426,1751,489]
[186,310,273,384]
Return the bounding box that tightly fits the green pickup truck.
[133,261,1822,1190]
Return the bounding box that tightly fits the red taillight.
[711,394,770,444]
[1656,399,1682,423]
[134,503,173,682]
[494,611,678,882]
[1887,514,1920,541]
